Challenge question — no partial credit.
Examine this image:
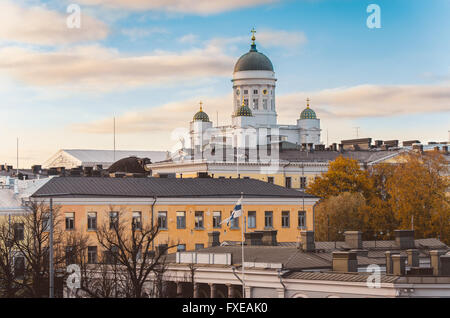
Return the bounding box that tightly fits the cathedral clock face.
[263,89,268,95]
[236,89,240,96]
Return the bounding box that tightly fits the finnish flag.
[222,198,242,226]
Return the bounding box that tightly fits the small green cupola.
[236,98,253,117]
[193,101,210,122]
[300,98,317,119]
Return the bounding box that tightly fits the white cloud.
[206,29,307,52]
[71,95,232,134]
[121,27,169,41]
[0,1,108,45]
[0,44,234,90]
[178,34,199,44]
[71,83,450,138]
[256,29,307,48]
[77,0,279,14]
[277,84,450,119]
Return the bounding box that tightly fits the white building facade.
[184,34,321,160]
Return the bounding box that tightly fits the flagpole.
[241,191,245,298]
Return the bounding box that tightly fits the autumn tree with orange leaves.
[307,152,449,244]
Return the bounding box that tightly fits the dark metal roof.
[283,271,400,283]
[31,177,318,199]
[279,149,403,163]
[195,246,331,270]
[234,45,274,72]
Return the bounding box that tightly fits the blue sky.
[0,0,449,167]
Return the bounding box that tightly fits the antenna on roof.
[353,127,360,138]
[16,137,19,175]
[113,117,116,162]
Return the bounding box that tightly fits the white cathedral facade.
[175,33,321,161]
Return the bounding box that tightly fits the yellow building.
[30,177,319,252]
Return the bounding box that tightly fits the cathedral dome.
[193,103,210,122]
[234,31,273,73]
[300,99,317,119]
[234,48,274,72]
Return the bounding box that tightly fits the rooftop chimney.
[385,251,398,275]
[300,230,315,252]
[394,230,415,249]
[208,231,220,247]
[392,254,407,276]
[244,232,263,246]
[407,249,420,267]
[430,250,446,276]
[440,254,450,276]
[344,231,362,249]
[332,251,357,272]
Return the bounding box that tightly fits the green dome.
[193,104,210,122]
[300,107,316,119]
[236,104,253,117]
[300,99,317,119]
[234,45,274,73]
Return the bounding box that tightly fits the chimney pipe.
[392,254,407,276]
[440,254,450,276]
[332,251,357,272]
[344,231,362,249]
[394,230,415,249]
[430,250,446,276]
[407,249,419,267]
[244,232,263,246]
[300,230,315,252]
[259,230,278,246]
[207,231,220,247]
[385,251,397,275]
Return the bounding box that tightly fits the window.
[105,246,119,264]
[195,211,204,229]
[263,99,268,110]
[252,98,259,110]
[109,212,118,230]
[271,99,274,110]
[230,211,239,229]
[285,177,292,188]
[177,244,186,252]
[13,223,24,241]
[87,246,97,264]
[42,213,50,232]
[265,211,273,228]
[177,211,186,229]
[243,99,248,107]
[132,211,142,230]
[248,211,256,228]
[157,244,168,255]
[267,176,274,184]
[282,211,290,228]
[157,211,167,229]
[298,211,306,229]
[87,212,97,230]
[14,256,25,278]
[300,177,307,189]
[195,244,204,250]
[65,246,75,265]
[213,211,222,228]
[253,89,258,95]
[65,212,75,230]
[243,89,248,95]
